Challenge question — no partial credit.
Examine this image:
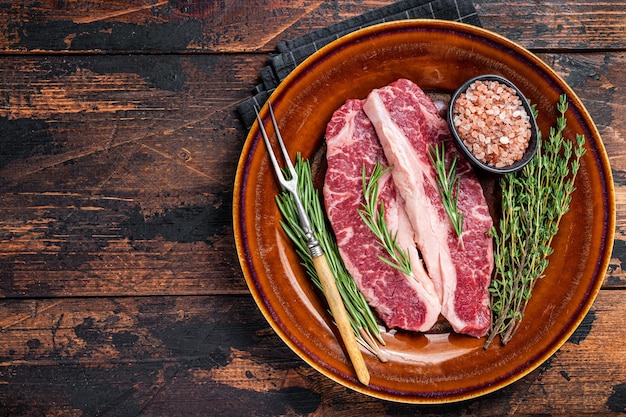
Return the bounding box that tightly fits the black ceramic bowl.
[448,74,539,175]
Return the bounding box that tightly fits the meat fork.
[254,103,370,386]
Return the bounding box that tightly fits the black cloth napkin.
[237,0,482,129]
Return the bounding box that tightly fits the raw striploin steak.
[363,79,494,337]
[323,98,441,332]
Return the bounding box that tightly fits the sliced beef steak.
[323,98,441,332]
[363,79,493,337]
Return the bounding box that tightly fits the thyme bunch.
[485,95,586,348]
[358,160,413,276]
[428,142,465,239]
[275,155,386,360]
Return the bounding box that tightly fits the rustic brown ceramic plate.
[233,20,615,403]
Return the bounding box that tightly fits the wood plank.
[0,1,625,53]
[0,291,623,415]
[0,0,394,53]
[0,1,622,415]
[478,0,626,50]
[0,54,262,297]
[1,52,624,297]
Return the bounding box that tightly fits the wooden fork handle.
[312,253,371,386]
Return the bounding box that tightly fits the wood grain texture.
[0,54,263,297]
[0,0,625,415]
[478,0,626,50]
[0,1,624,52]
[0,293,623,416]
[1,52,624,297]
[0,0,393,53]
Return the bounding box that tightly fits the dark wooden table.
[0,1,624,415]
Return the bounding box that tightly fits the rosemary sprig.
[275,154,386,360]
[484,95,586,348]
[428,142,464,239]
[358,160,413,276]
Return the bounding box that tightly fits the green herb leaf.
[428,142,465,239]
[276,155,386,360]
[358,160,413,276]
[484,94,586,348]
